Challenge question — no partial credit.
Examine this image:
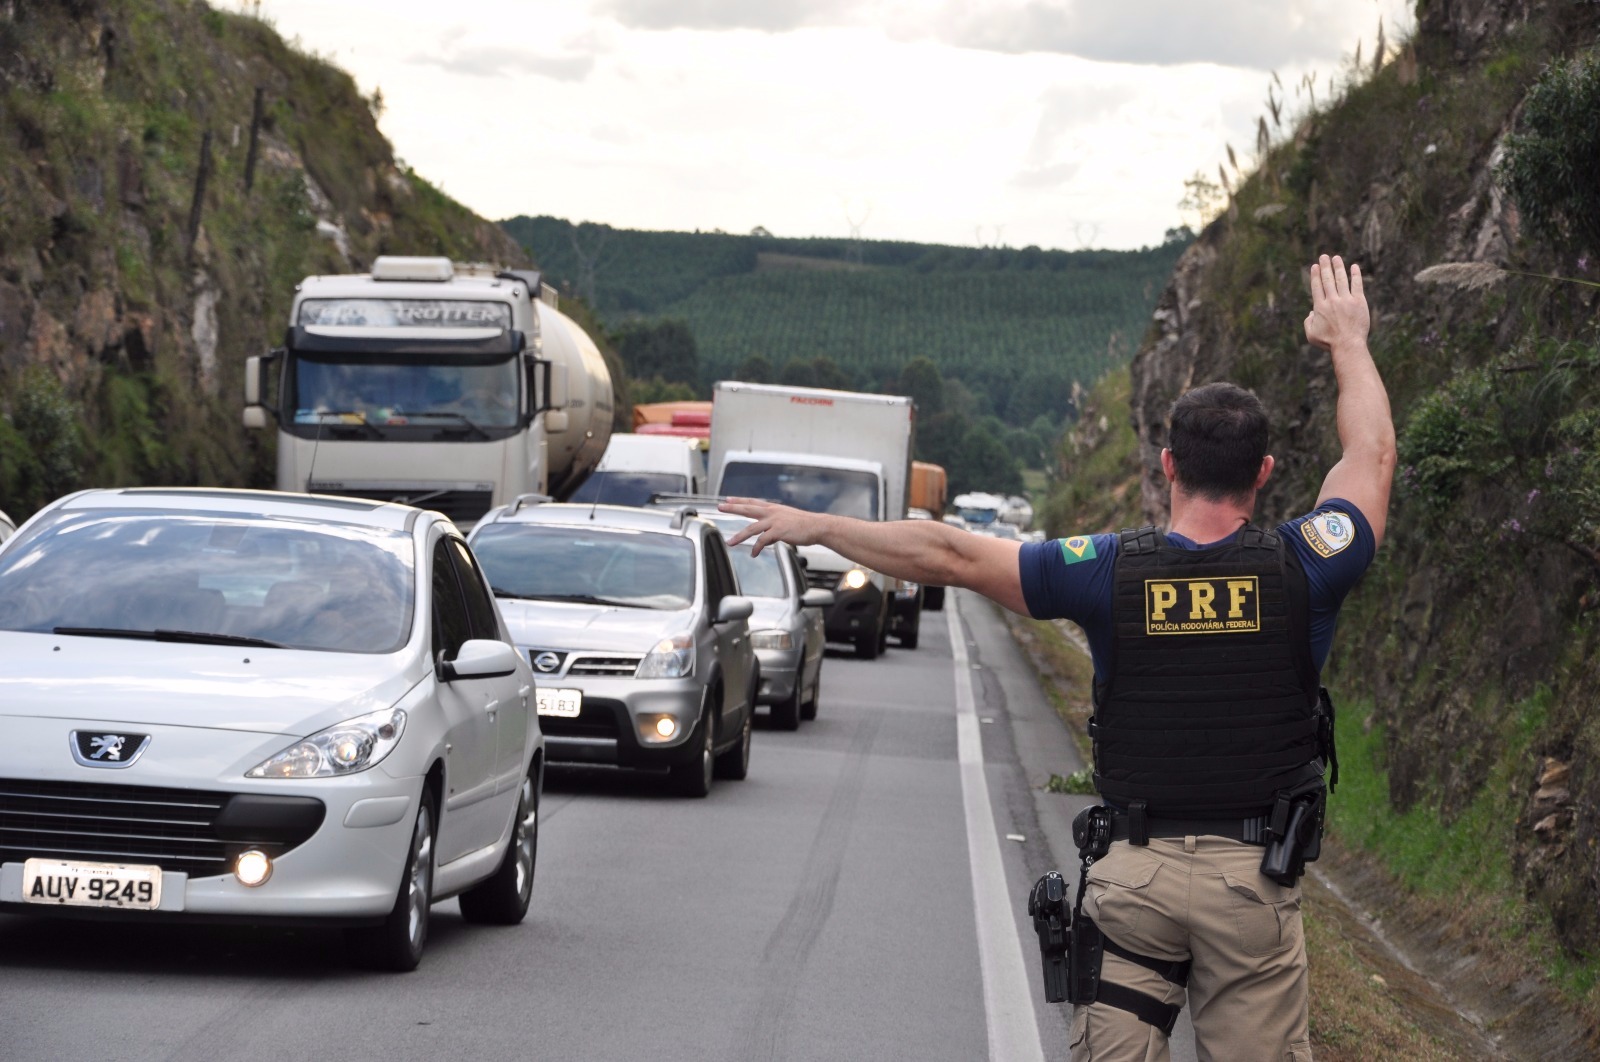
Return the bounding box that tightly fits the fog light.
[655,717,678,739]
[235,849,272,887]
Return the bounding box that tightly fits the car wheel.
[924,586,945,611]
[899,611,920,650]
[671,693,716,798]
[876,617,889,656]
[458,767,538,925]
[716,688,753,779]
[771,677,803,730]
[801,660,820,721]
[854,625,881,659]
[351,787,436,971]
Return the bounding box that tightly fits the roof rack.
[669,506,699,530]
[509,493,553,514]
[648,492,730,509]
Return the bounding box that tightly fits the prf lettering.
[1144,577,1260,635]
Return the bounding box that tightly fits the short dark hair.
[1167,382,1269,501]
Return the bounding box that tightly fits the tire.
[877,619,889,656]
[715,686,753,780]
[898,610,921,650]
[458,767,538,925]
[924,586,945,612]
[854,624,881,659]
[351,787,436,972]
[801,661,819,721]
[671,693,716,797]
[771,676,803,731]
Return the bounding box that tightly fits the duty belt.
[1108,807,1271,846]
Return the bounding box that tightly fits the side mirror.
[243,350,282,426]
[714,595,753,624]
[242,406,268,430]
[545,409,570,433]
[439,639,520,681]
[800,588,834,609]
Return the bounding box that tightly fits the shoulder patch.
[1059,535,1098,565]
[1301,511,1355,558]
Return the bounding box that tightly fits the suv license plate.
[22,858,162,910]
[536,688,583,718]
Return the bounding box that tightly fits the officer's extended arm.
[719,500,1031,616]
[1304,254,1396,547]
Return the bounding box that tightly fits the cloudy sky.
[257,0,1412,251]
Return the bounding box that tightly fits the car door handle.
[485,698,500,713]
[518,685,531,697]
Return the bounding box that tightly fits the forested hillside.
[1044,0,1600,1048]
[500,216,1183,424]
[0,0,525,519]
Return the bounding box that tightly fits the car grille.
[0,779,323,880]
[566,654,643,677]
[804,568,840,592]
[538,699,623,740]
[312,488,493,524]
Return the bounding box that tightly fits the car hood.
[496,599,688,653]
[0,630,424,737]
[745,598,794,631]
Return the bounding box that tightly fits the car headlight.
[840,568,870,591]
[246,707,408,779]
[636,633,695,679]
[750,629,794,651]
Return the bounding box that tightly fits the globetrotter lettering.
[1143,576,1260,635]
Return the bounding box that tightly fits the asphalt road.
[0,591,1154,1061]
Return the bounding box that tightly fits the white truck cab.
[243,257,612,527]
[568,433,707,507]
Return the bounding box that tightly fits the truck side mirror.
[242,349,282,429]
[531,358,571,414]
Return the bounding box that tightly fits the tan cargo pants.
[1069,835,1312,1062]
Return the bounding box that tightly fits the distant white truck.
[568,432,708,507]
[243,256,613,526]
[709,381,919,656]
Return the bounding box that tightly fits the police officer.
[722,254,1393,1061]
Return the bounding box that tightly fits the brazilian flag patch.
[1060,535,1097,565]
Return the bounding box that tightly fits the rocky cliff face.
[1115,0,1600,973]
[0,0,525,512]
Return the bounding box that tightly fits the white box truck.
[709,381,919,656]
[243,257,612,526]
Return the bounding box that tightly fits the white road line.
[948,593,1045,1062]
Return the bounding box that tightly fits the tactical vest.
[1090,525,1324,816]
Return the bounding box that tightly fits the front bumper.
[823,583,885,643]
[0,716,421,924]
[754,647,801,704]
[535,674,707,769]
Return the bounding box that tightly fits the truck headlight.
[246,707,407,779]
[840,568,869,591]
[637,634,695,679]
[750,629,793,651]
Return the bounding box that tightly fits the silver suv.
[468,501,757,797]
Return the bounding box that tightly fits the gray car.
[0,488,541,972]
[696,511,832,729]
[468,500,757,797]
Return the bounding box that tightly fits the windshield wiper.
[53,627,288,649]
[406,411,492,440]
[529,593,651,609]
[491,586,536,600]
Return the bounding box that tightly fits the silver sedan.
[0,488,541,971]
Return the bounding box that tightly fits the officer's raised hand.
[1304,254,1369,352]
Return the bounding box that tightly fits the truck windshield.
[291,355,521,429]
[567,471,687,507]
[471,525,696,610]
[720,462,879,521]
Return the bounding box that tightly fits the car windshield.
[471,524,695,610]
[729,543,785,598]
[0,510,415,653]
[291,354,521,429]
[567,471,688,507]
[720,461,879,521]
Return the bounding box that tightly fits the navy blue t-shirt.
[1018,500,1375,680]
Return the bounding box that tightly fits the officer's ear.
[1255,455,1275,490]
[1160,448,1178,484]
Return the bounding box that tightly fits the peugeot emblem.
[71,730,152,769]
[533,652,562,674]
